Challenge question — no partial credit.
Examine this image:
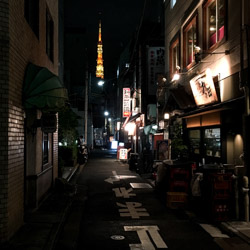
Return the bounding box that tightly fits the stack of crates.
[166,167,190,209]
[166,192,188,209]
[169,168,189,192]
[208,173,232,221]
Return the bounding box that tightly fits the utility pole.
[84,66,88,145]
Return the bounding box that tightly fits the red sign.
[123,88,131,117]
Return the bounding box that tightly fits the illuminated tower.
[96,19,104,79]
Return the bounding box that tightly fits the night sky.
[64,0,145,79]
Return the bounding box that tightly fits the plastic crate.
[169,181,189,192]
[166,192,188,209]
[211,200,230,221]
[170,168,189,180]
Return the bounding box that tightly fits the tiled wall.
[0,0,10,242]
[0,0,59,243]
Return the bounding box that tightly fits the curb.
[220,222,250,245]
[66,163,80,182]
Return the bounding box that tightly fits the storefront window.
[204,128,221,157]
[189,129,200,154]
[204,0,225,48]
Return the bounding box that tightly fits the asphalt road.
[56,149,226,250]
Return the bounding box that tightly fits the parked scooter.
[78,144,88,164]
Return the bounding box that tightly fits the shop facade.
[162,0,250,219]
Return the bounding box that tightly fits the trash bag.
[191,173,203,197]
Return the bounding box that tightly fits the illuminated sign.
[119,148,128,160]
[123,88,131,117]
[190,68,218,106]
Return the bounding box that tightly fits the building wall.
[165,0,247,82]
[0,0,59,243]
[0,0,10,242]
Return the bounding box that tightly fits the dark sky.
[64,0,145,79]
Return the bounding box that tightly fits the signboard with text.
[190,68,218,106]
[123,88,131,117]
[147,47,165,94]
[119,148,128,160]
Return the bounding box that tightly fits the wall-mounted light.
[117,121,121,131]
[164,112,170,120]
[194,46,230,63]
[171,65,185,82]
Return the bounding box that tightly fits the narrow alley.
[54,149,247,250]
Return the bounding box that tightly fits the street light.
[164,112,170,120]
[98,80,105,86]
[104,111,109,116]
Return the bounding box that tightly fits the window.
[204,0,225,49]
[46,7,54,62]
[183,15,197,68]
[189,129,201,155]
[169,38,179,77]
[43,133,49,165]
[188,127,221,160]
[170,0,177,9]
[204,128,221,158]
[24,0,39,38]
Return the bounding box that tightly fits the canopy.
[23,63,68,111]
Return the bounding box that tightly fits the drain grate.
[110,235,125,240]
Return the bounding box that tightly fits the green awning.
[23,63,68,111]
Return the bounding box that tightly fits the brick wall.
[0,0,59,243]
[0,0,10,242]
[53,114,59,180]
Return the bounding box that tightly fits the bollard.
[232,173,239,219]
[242,176,249,222]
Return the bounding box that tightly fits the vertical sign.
[123,88,131,117]
[148,47,165,94]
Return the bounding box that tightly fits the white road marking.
[200,224,230,238]
[113,187,136,198]
[124,225,168,249]
[119,175,137,179]
[105,171,137,184]
[130,183,152,189]
[117,202,150,219]
[104,176,119,184]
